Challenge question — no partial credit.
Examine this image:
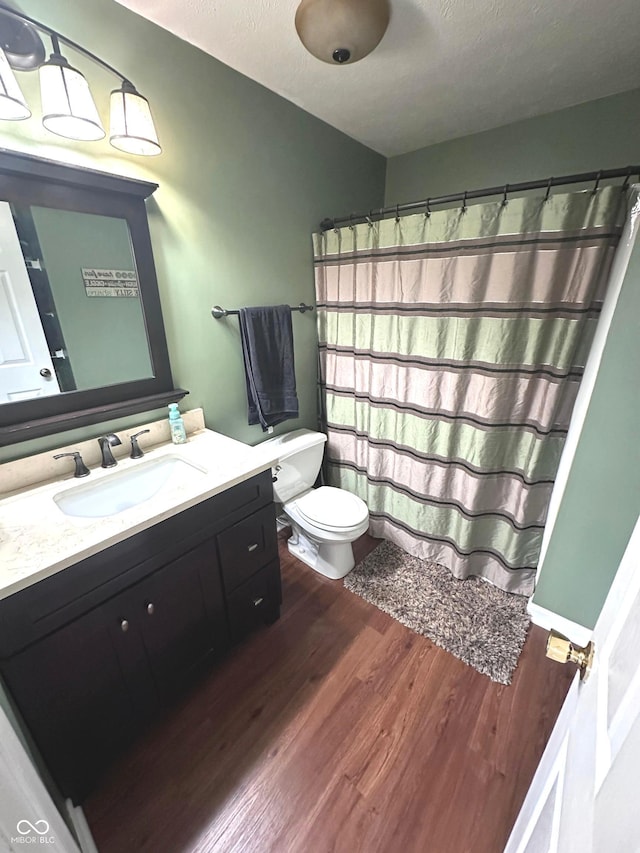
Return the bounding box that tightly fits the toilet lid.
[296,486,368,529]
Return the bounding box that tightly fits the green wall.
[384,89,640,629]
[532,240,640,627]
[385,89,640,205]
[31,206,152,389]
[0,0,385,463]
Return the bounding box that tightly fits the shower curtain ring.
[395,204,400,223]
[425,198,431,218]
[592,171,603,195]
[502,184,509,206]
[621,167,633,191]
[461,191,467,214]
[348,213,355,230]
[544,177,553,203]
[366,209,374,227]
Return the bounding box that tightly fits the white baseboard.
[527,600,592,647]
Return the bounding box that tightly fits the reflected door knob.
[40,368,52,378]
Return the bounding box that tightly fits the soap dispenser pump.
[168,403,187,444]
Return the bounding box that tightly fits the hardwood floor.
[84,534,574,853]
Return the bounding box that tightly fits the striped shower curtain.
[314,187,626,595]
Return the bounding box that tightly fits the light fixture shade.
[295,0,390,65]
[109,82,161,156]
[40,54,105,141]
[0,45,30,119]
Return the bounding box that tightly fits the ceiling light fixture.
[295,0,390,65]
[0,6,161,155]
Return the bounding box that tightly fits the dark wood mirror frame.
[0,149,187,446]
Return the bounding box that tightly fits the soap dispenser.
[168,403,187,444]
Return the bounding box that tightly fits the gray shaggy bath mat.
[344,541,530,685]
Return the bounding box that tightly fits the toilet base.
[287,526,356,580]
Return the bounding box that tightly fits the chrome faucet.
[97,433,122,468]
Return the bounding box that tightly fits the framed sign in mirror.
[0,149,187,446]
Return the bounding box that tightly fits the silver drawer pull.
[247,543,259,552]
[253,597,264,607]
[146,602,155,616]
[120,619,129,632]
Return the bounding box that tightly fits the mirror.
[3,203,153,401]
[0,150,186,445]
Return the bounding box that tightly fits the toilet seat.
[296,486,368,532]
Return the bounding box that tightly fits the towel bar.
[211,303,314,319]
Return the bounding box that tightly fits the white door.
[0,200,60,403]
[0,704,79,852]
[505,513,640,853]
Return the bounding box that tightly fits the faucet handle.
[53,451,90,478]
[130,429,151,459]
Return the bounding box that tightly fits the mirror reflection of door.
[0,201,155,407]
[0,201,61,403]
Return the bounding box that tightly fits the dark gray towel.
[239,305,299,431]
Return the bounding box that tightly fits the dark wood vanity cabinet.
[0,470,281,803]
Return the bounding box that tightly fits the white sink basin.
[54,456,207,518]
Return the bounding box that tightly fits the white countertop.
[0,429,280,602]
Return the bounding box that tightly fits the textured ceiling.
[116,0,640,157]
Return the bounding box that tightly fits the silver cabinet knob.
[247,543,259,553]
[253,597,264,607]
[120,619,129,632]
[146,602,155,616]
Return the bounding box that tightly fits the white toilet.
[261,429,369,579]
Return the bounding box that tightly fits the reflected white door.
[505,513,640,853]
[0,200,60,403]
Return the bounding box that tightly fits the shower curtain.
[313,186,626,595]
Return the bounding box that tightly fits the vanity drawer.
[217,504,278,594]
[225,560,281,643]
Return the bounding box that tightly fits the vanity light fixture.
[0,5,161,155]
[295,0,390,65]
[0,43,30,119]
[40,35,105,141]
[109,80,161,156]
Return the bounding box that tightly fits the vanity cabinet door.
[135,540,227,701]
[1,597,149,803]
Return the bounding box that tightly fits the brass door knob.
[546,631,595,681]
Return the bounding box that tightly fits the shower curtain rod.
[319,165,640,232]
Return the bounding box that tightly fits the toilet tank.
[259,429,327,503]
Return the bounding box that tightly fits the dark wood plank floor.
[84,534,574,853]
